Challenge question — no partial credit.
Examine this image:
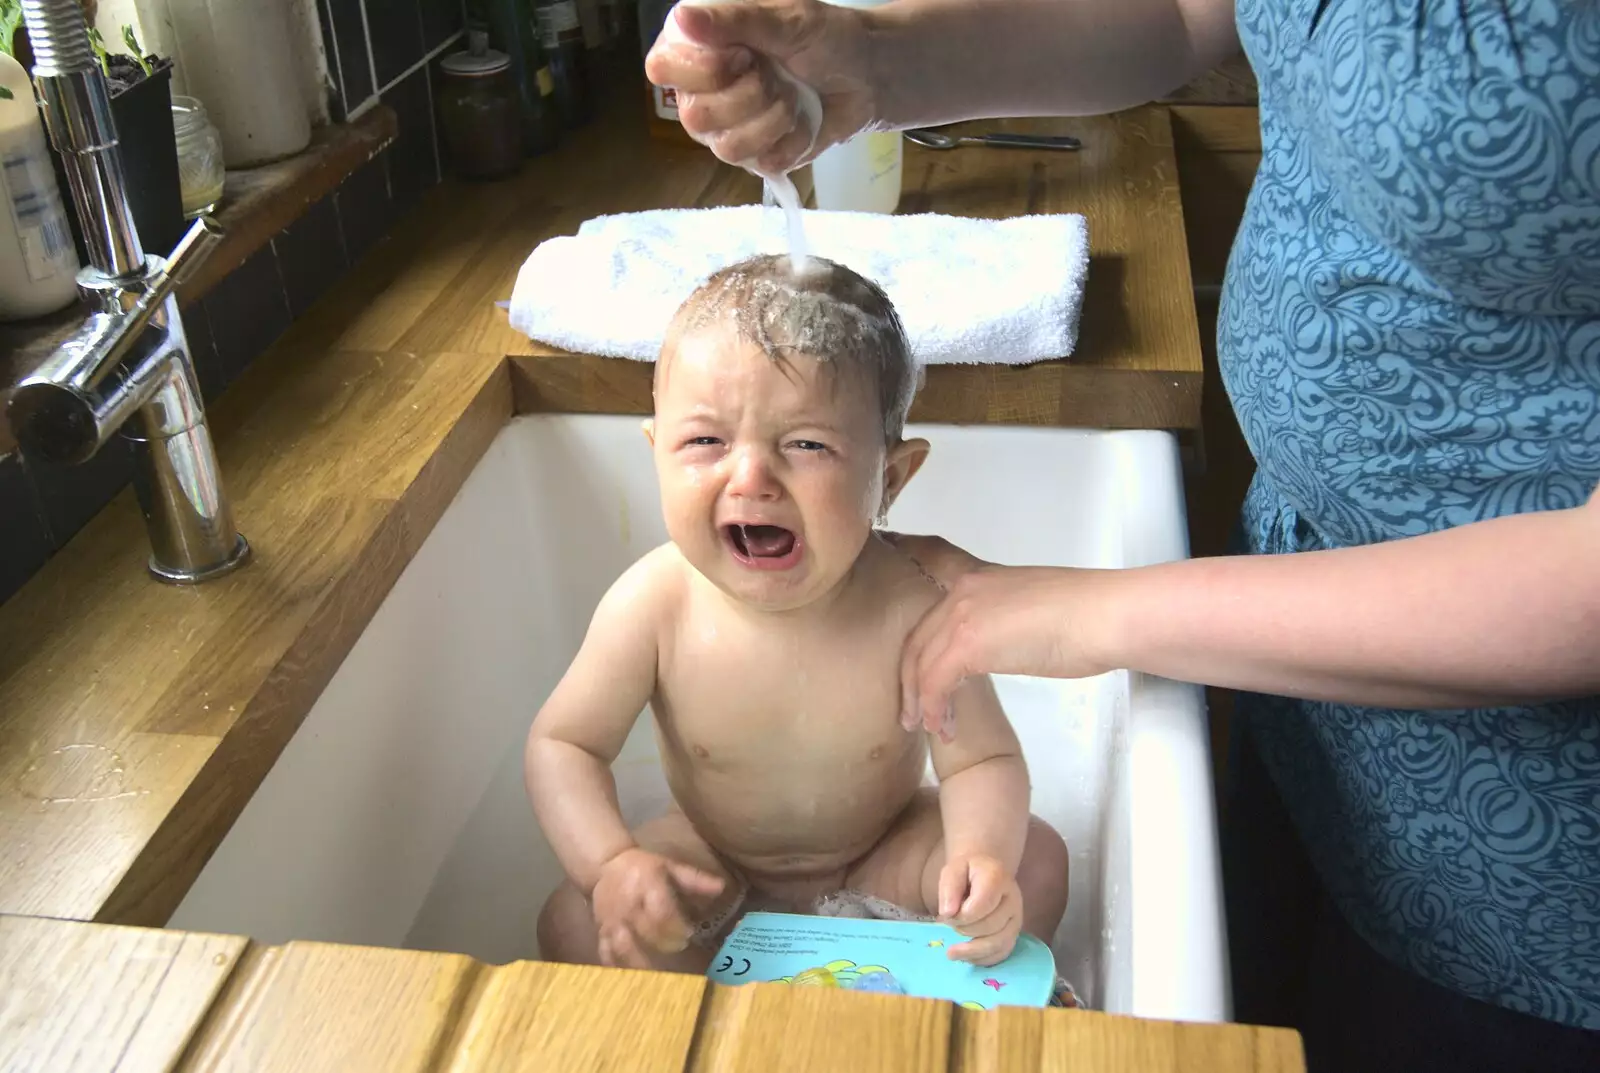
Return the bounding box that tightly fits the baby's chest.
[657,639,909,767]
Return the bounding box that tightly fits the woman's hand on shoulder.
[882,532,1127,737]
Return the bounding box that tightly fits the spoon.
[905,129,1082,151]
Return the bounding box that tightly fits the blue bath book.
[705,911,1057,1009]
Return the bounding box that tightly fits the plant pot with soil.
[1,7,186,264]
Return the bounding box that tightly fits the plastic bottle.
[0,52,80,321]
[486,0,561,155]
[534,0,594,128]
[637,0,696,144]
[808,0,901,213]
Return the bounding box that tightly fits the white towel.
[507,205,1089,365]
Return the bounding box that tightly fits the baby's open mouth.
[726,523,798,563]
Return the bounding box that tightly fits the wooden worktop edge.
[511,354,1204,430]
[95,359,515,929]
[0,912,1307,1073]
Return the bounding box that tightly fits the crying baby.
[525,253,1069,973]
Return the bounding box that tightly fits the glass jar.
[172,95,225,218]
[438,33,524,181]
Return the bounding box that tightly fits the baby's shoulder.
[856,534,945,624]
[594,542,692,627]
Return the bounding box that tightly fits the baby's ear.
[880,437,930,518]
[641,419,656,447]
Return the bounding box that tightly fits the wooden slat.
[443,962,706,1073]
[686,981,952,1073]
[0,915,247,1073]
[178,942,480,1073]
[949,1005,1046,1072]
[0,916,1305,1073]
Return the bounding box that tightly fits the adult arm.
[896,486,1600,724]
[647,0,1239,172]
[865,0,1240,127]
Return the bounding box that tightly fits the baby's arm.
[928,674,1030,963]
[524,553,667,894]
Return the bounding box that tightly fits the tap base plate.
[147,533,252,585]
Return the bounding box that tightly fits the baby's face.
[650,326,921,611]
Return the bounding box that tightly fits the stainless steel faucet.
[4,0,248,583]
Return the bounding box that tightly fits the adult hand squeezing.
[886,534,1124,738]
[643,0,877,175]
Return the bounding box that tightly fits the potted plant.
[1,2,185,262]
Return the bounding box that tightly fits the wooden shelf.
[0,105,399,456]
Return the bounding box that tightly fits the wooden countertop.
[0,77,1233,1070]
[0,915,1303,1072]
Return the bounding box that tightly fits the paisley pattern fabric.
[1222,0,1600,1028]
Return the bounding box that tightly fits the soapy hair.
[661,254,920,442]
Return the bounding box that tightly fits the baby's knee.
[537,881,598,965]
[1017,818,1070,931]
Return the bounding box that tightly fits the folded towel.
[507,205,1089,365]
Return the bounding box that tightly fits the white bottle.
[0,52,80,321]
[150,0,312,167]
[808,0,902,214]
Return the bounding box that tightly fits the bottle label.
[0,135,76,284]
[537,65,555,97]
[536,2,582,48]
[866,132,901,182]
[653,84,679,121]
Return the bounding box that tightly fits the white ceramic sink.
[166,414,1229,1022]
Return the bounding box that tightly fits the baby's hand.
[590,848,725,969]
[936,853,1023,967]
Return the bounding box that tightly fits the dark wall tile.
[367,0,427,89]
[200,246,292,390]
[0,454,52,607]
[23,436,134,550]
[382,66,439,211]
[336,153,397,264]
[420,0,464,50]
[179,301,225,404]
[322,0,374,112]
[315,0,349,121]
[431,53,454,177]
[274,196,350,319]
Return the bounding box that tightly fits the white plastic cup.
[809,0,901,213]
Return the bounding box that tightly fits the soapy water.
[661,0,823,275]
[765,172,811,272]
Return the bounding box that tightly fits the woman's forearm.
[864,0,1239,128]
[1105,498,1600,709]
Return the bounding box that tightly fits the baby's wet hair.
[660,254,920,442]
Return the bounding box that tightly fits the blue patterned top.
[1221,0,1600,1028]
